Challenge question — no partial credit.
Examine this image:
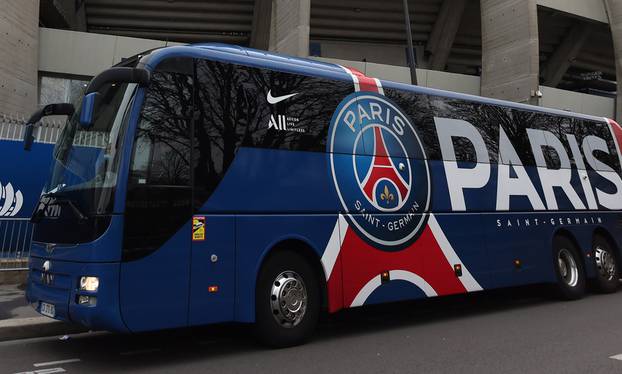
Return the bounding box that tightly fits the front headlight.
[79,276,99,292]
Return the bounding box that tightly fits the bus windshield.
[41,82,136,216]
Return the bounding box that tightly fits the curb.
[0,269,28,285]
[0,316,88,342]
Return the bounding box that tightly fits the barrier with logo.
[0,114,59,270]
[0,114,111,270]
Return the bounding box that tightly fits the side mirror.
[79,92,100,128]
[23,103,74,151]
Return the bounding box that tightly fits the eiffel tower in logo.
[360,127,409,208]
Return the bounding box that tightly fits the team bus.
[23,44,622,347]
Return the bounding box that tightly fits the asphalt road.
[3,285,622,374]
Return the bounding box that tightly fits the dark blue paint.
[119,221,191,331]
[365,280,427,305]
[189,216,236,325]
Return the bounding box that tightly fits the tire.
[592,235,620,294]
[254,251,320,348]
[552,235,586,300]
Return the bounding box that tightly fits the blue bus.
[25,44,622,347]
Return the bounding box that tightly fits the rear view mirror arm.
[23,103,75,151]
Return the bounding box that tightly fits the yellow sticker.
[192,216,205,241]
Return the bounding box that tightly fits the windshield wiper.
[31,194,88,223]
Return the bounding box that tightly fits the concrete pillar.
[250,0,272,50]
[480,0,540,104]
[605,0,622,121]
[0,0,40,118]
[269,0,310,57]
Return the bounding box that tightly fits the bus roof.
[137,43,608,124]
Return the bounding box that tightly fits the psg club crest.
[327,92,430,251]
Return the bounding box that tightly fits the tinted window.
[192,59,352,208]
[385,88,437,160]
[428,96,499,163]
[123,59,193,261]
[582,119,620,172]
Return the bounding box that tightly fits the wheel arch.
[552,228,586,270]
[593,226,621,268]
[255,238,329,312]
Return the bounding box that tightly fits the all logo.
[266,89,305,133]
[327,92,430,251]
[0,181,23,217]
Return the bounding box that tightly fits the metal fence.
[0,112,110,147]
[0,113,112,271]
[0,218,33,270]
[0,113,64,143]
[0,114,61,271]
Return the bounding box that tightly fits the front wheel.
[552,236,586,300]
[254,251,320,347]
[593,235,620,293]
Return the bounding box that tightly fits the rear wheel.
[254,251,320,347]
[552,236,586,300]
[593,235,620,293]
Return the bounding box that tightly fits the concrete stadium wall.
[314,41,408,67]
[312,57,481,96]
[38,28,615,119]
[39,27,183,77]
[539,86,615,118]
[0,0,39,117]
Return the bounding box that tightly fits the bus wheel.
[254,251,320,347]
[552,236,586,300]
[593,235,620,293]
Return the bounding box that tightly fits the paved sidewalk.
[0,283,86,341]
[0,283,38,321]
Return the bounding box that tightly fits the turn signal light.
[208,286,219,293]
[381,271,390,283]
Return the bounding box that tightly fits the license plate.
[40,302,55,318]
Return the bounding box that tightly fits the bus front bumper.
[26,256,128,332]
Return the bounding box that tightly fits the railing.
[0,113,111,271]
[0,218,33,271]
[0,113,64,144]
[0,113,109,147]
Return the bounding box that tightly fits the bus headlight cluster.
[79,276,99,292]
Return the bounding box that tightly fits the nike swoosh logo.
[267,90,298,104]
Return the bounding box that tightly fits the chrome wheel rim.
[270,271,307,328]
[558,248,579,287]
[595,245,617,282]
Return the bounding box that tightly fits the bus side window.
[193,59,245,209]
[428,96,499,164]
[123,58,194,260]
[129,59,194,186]
[192,59,353,210]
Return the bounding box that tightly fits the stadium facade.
[1,0,621,121]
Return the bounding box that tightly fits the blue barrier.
[0,116,58,269]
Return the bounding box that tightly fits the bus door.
[186,58,239,325]
[120,58,194,331]
[188,216,235,325]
